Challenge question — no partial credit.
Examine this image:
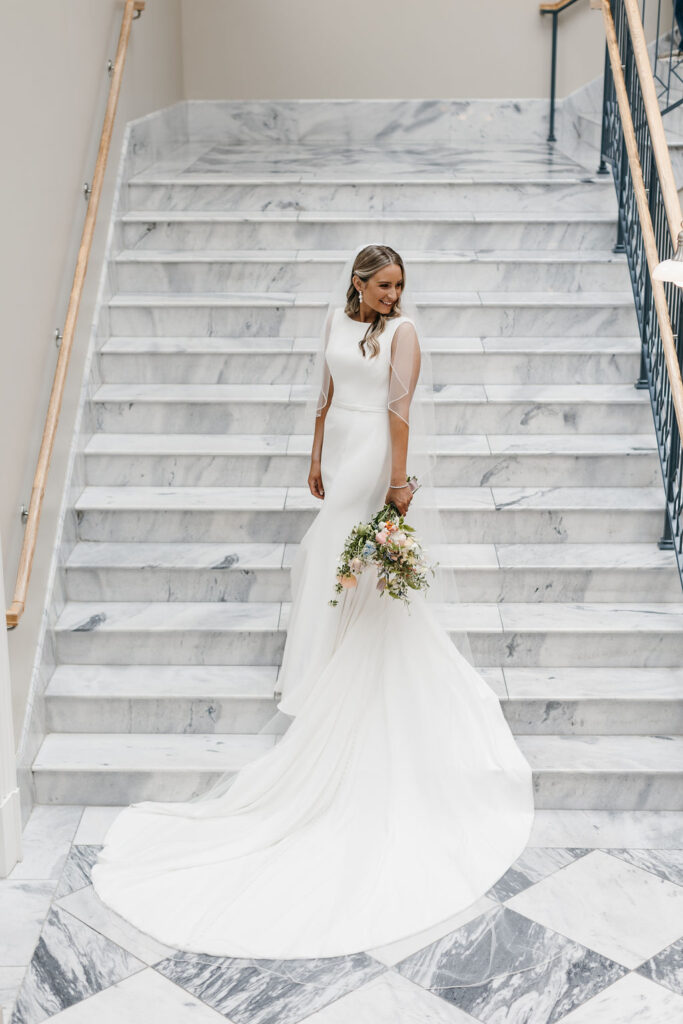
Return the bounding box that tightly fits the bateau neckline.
[343,311,404,324]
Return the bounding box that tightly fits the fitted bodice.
[326,308,413,411]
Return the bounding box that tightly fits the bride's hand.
[385,484,413,516]
[308,460,325,500]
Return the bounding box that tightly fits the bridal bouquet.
[329,475,438,608]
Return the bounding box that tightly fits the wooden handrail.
[5,0,145,629]
[539,0,582,12]
[600,0,683,442]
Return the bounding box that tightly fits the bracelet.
[388,483,411,489]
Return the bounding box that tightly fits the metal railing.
[599,0,683,580]
[646,0,683,114]
[5,0,145,629]
[540,0,587,142]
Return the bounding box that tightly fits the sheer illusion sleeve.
[315,306,335,417]
[388,319,421,425]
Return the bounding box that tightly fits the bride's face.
[354,263,404,316]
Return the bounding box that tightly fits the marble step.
[119,210,619,251]
[126,174,616,213]
[31,731,683,808]
[90,382,653,434]
[82,432,661,488]
[52,599,683,667]
[46,664,279,734]
[43,664,683,736]
[72,484,667,544]
[62,540,682,603]
[107,289,638,337]
[111,248,630,292]
[98,335,642,386]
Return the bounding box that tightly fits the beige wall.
[179,0,620,101]
[0,1,184,741]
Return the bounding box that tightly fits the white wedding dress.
[91,308,535,959]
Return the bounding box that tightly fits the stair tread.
[53,599,683,634]
[100,334,641,353]
[108,289,635,307]
[47,664,277,699]
[32,731,683,772]
[128,170,613,186]
[83,431,657,456]
[73,484,666,512]
[44,663,683,701]
[120,208,618,223]
[34,732,276,771]
[91,381,650,402]
[113,247,625,264]
[64,540,677,571]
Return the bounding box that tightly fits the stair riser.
[112,259,629,293]
[74,508,665,544]
[62,565,683,604]
[530,773,683,811]
[92,400,654,434]
[31,767,683,809]
[54,628,683,668]
[97,350,642,386]
[82,452,662,488]
[126,180,616,213]
[45,695,683,735]
[119,219,618,252]
[46,697,276,735]
[108,303,638,338]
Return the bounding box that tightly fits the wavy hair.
[344,244,406,359]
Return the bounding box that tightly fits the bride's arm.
[386,412,412,515]
[385,323,421,515]
[309,376,334,499]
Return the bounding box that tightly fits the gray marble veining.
[53,847,102,899]
[637,934,683,999]
[154,950,385,1024]
[505,850,683,969]
[10,905,144,1024]
[395,902,627,1024]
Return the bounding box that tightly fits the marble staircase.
[31,140,683,809]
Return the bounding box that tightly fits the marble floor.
[2,806,683,1023]
[138,139,607,181]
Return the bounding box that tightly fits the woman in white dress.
[91,243,535,959]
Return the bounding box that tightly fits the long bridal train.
[90,309,535,959]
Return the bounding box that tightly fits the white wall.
[0,0,184,741]
[179,0,669,101]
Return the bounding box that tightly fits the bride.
[91,243,535,959]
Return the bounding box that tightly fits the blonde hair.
[345,245,406,359]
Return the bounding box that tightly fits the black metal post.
[659,413,679,548]
[598,43,611,174]
[548,12,558,142]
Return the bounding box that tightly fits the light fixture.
[652,220,683,287]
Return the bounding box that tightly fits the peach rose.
[337,574,357,589]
